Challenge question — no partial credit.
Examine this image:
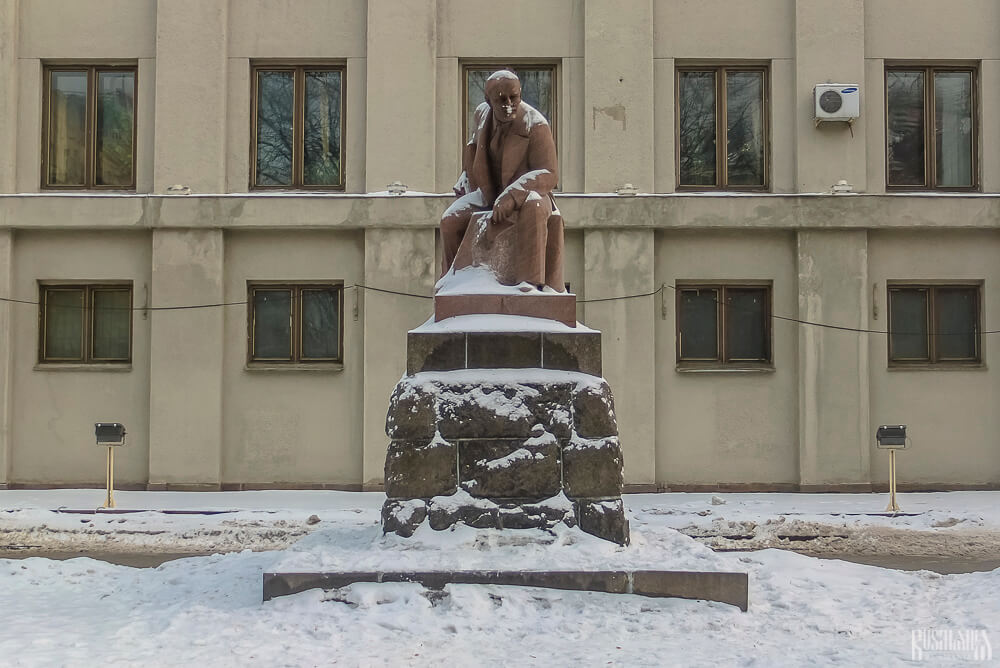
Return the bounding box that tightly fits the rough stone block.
[384,437,457,499]
[386,384,436,440]
[572,381,618,438]
[460,432,561,499]
[562,435,624,499]
[498,507,551,530]
[427,496,501,530]
[436,383,534,439]
[466,332,542,369]
[381,499,428,538]
[543,332,602,376]
[576,499,630,546]
[523,381,573,440]
[407,332,466,374]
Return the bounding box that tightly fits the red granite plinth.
[434,293,576,327]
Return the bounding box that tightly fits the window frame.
[246,281,345,366]
[675,63,771,192]
[884,63,979,191]
[887,282,983,366]
[41,62,138,191]
[37,282,133,364]
[250,62,347,191]
[675,281,773,368]
[460,61,559,147]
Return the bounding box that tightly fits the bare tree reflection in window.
[725,72,764,187]
[678,71,717,186]
[304,71,342,186]
[256,71,294,186]
[887,71,925,186]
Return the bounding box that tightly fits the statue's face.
[487,79,521,124]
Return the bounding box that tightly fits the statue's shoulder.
[519,101,549,133]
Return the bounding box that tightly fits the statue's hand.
[492,192,516,222]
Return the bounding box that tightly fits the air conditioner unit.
[814,84,860,122]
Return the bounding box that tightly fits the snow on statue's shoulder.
[521,102,549,131]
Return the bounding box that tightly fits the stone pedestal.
[382,322,630,545]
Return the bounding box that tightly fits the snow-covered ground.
[1,490,997,666]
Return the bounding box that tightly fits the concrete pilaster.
[794,0,867,193]
[148,229,224,488]
[0,229,11,486]
[980,59,1000,193]
[797,229,871,489]
[583,0,654,192]
[361,228,436,490]
[583,229,656,487]
[0,0,17,194]
[153,0,228,193]
[365,0,437,193]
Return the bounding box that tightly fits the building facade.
[0,0,998,492]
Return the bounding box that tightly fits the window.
[886,65,977,189]
[252,64,345,189]
[462,64,556,141]
[677,65,768,190]
[248,283,343,364]
[38,284,132,363]
[888,284,981,365]
[676,284,771,366]
[42,64,136,189]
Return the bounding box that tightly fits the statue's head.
[484,70,521,124]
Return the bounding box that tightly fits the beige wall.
[1,1,999,490]
[0,229,11,485]
[868,230,1000,486]
[655,230,799,486]
[5,0,1000,196]
[9,230,152,485]
[222,230,365,485]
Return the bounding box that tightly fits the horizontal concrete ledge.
[262,570,749,611]
[2,193,999,230]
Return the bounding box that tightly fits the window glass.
[726,288,767,360]
[253,289,292,359]
[301,289,339,359]
[303,70,342,187]
[934,71,973,188]
[255,71,295,186]
[889,288,929,360]
[678,71,717,186]
[47,71,88,186]
[95,71,135,187]
[935,287,977,359]
[92,289,131,360]
[725,71,765,187]
[887,71,926,186]
[44,289,84,359]
[679,289,718,359]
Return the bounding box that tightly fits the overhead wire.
[1,282,996,336]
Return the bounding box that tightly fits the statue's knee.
[520,196,551,221]
[441,213,469,236]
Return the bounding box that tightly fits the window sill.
[675,364,775,374]
[245,363,344,373]
[887,363,987,372]
[34,363,132,372]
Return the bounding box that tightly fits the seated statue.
[439,70,564,292]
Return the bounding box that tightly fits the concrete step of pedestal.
[262,570,749,611]
[407,329,602,375]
